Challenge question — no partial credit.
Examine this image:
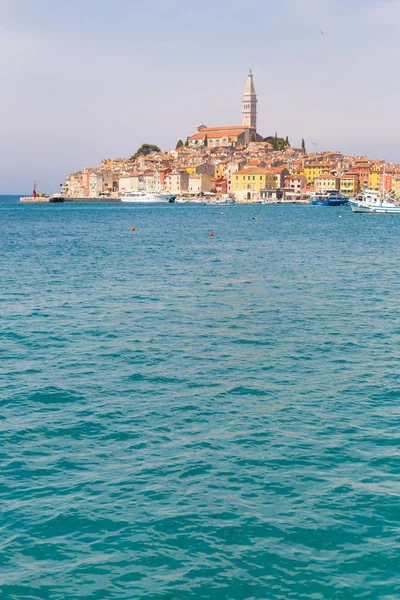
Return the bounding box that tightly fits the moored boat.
[120,191,170,203]
[350,189,400,213]
[310,190,349,206]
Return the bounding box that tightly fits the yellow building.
[368,169,380,190]
[340,173,360,197]
[392,174,400,197]
[215,159,230,179]
[303,163,332,185]
[314,175,340,193]
[234,167,276,202]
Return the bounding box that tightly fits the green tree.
[263,134,286,151]
[251,133,256,142]
[130,144,161,162]
[301,138,306,153]
[204,134,208,147]
[285,136,290,146]
[176,139,183,149]
[185,138,189,147]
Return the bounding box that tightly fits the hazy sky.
[1,0,400,193]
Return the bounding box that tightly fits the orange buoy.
[209,232,214,237]
[131,227,136,231]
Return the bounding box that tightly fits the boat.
[49,194,64,203]
[310,190,349,206]
[120,191,170,203]
[157,194,177,203]
[350,189,400,213]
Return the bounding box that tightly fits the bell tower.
[242,69,257,130]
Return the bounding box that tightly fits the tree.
[204,134,208,147]
[251,133,256,142]
[301,138,306,153]
[176,139,183,149]
[285,136,290,146]
[263,134,286,152]
[185,138,189,147]
[130,144,161,162]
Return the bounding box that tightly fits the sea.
[1,195,400,599]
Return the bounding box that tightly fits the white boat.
[350,188,400,214]
[120,191,170,203]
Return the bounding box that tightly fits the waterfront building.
[284,175,307,194]
[268,165,290,188]
[340,173,360,197]
[188,174,212,194]
[119,174,141,194]
[226,159,247,193]
[165,171,189,194]
[314,175,340,193]
[234,167,276,202]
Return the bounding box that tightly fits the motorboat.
[350,189,400,213]
[310,190,349,206]
[120,191,170,203]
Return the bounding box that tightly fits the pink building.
[285,175,307,194]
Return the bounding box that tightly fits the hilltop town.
[63,72,400,202]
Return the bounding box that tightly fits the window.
[253,176,255,180]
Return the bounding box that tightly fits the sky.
[1,0,400,193]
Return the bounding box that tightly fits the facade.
[285,175,307,194]
[340,173,360,197]
[314,175,340,193]
[233,167,276,201]
[119,175,140,194]
[188,125,255,148]
[269,166,289,188]
[165,171,189,194]
[226,159,246,193]
[303,163,332,185]
[188,174,212,194]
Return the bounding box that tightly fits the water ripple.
[1,198,400,598]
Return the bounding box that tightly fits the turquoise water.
[1,196,400,599]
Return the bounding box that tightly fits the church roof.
[189,127,249,140]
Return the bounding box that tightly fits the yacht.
[120,191,170,203]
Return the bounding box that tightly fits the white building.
[89,173,103,198]
[165,171,189,194]
[188,174,212,194]
[119,175,140,194]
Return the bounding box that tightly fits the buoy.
[253,216,258,220]
[220,212,224,214]
[131,227,136,231]
[209,232,214,237]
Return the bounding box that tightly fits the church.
[188,71,261,148]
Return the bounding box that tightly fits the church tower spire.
[242,69,257,130]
